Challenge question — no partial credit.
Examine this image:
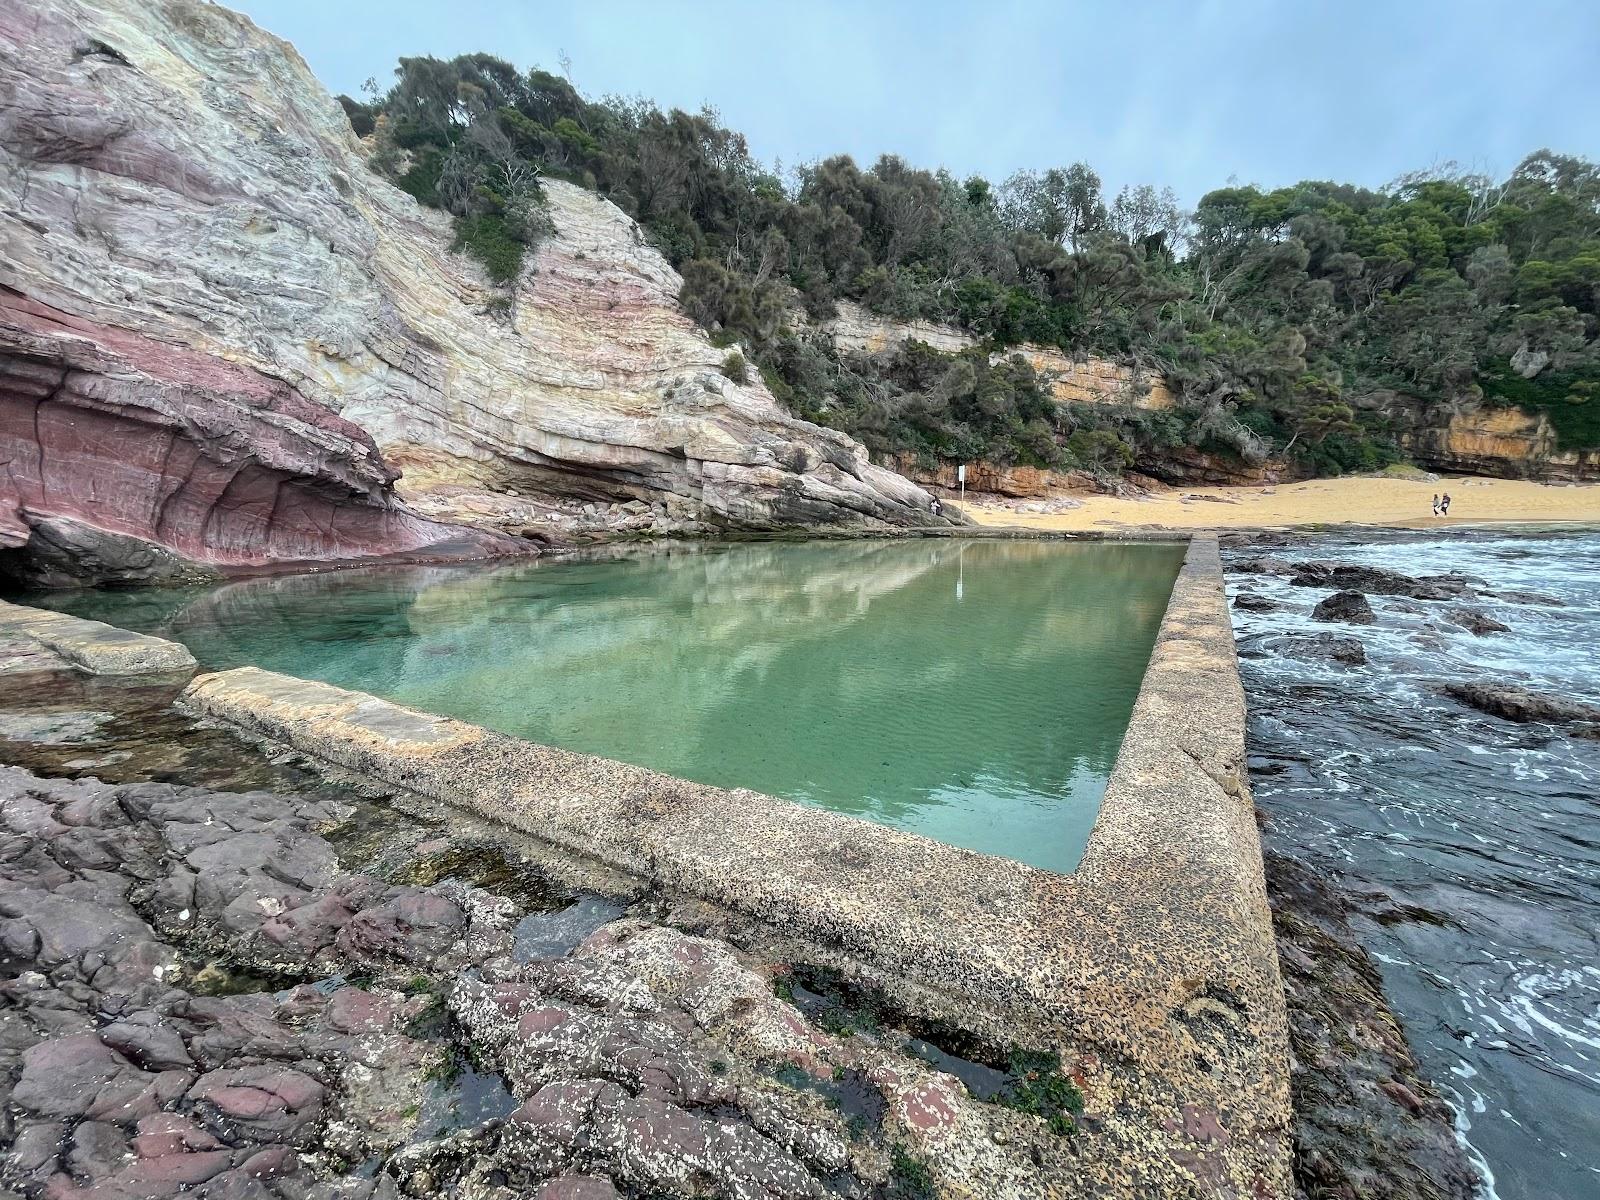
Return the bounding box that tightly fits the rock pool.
[22,538,1184,873]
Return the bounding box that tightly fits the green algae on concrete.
[0,599,195,675]
[177,537,1292,1196]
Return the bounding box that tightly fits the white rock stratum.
[0,0,939,582]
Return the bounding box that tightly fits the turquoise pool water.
[29,539,1183,872]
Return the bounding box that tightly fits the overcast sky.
[234,0,1599,206]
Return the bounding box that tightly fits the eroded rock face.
[890,454,1097,498]
[1387,397,1600,482]
[822,301,1176,409]
[0,0,940,585]
[0,288,516,582]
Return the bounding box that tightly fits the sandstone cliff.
[0,0,940,585]
[822,301,1177,410]
[1391,401,1600,482]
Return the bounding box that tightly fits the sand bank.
[960,474,1600,532]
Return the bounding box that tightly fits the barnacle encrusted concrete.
[179,536,1291,1197]
[0,598,196,674]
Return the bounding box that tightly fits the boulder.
[1493,590,1564,607]
[1443,683,1600,727]
[1447,608,1511,637]
[1312,592,1375,625]
[187,1066,326,1145]
[1290,563,1477,601]
[1282,634,1367,666]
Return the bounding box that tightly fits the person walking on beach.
[1432,493,1441,517]
[1440,492,1452,517]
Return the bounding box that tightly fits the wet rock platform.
[0,641,1097,1199]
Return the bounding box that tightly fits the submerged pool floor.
[28,539,1183,872]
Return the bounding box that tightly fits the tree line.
[339,56,1600,479]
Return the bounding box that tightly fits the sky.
[233,0,1600,207]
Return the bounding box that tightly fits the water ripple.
[1230,533,1600,1199]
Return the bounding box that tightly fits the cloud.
[235,0,1600,205]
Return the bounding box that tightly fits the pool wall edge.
[167,535,1290,1196]
[0,598,197,675]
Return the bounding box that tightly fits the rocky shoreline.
[0,663,1103,1200]
[1264,852,1478,1200]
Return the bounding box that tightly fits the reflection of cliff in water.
[33,539,1183,871]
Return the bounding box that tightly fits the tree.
[1108,184,1184,256]
[999,163,1104,249]
[356,45,1600,465]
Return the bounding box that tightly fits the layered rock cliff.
[822,301,1176,410]
[1390,400,1600,482]
[0,0,939,585]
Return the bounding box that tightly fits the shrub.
[720,351,749,384]
[453,214,525,284]
[1065,428,1135,473]
[396,148,445,206]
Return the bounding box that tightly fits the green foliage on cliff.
[451,214,525,284]
[357,55,555,285]
[350,55,1600,475]
[1480,361,1600,450]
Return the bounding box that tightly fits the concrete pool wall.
[2,536,1292,1196]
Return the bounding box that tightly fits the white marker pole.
[957,462,966,503]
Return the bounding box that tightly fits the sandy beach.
[960,474,1600,532]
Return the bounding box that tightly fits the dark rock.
[1444,683,1600,727]
[188,1065,326,1145]
[1311,591,1375,625]
[336,890,467,967]
[1446,608,1510,637]
[12,1034,190,1121]
[1266,853,1478,1200]
[100,1013,195,1071]
[536,1176,622,1200]
[1494,589,1564,607]
[1282,634,1367,666]
[1379,1079,1425,1116]
[67,1118,132,1180]
[1231,592,1279,613]
[0,516,222,589]
[9,1119,66,1176]
[1230,555,1295,577]
[1290,562,1476,601]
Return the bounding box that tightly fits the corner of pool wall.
[173,534,1292,1196]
